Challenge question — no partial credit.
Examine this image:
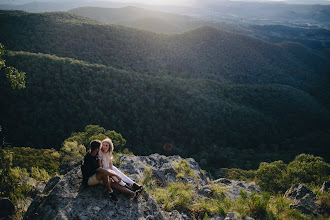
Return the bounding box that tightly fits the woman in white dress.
[98,138,143,192]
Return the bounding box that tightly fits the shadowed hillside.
[1,51,329,170]
[0,10,330,170]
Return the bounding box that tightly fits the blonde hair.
[101,138,114,153]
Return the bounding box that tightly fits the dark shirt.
[81,152,100,183]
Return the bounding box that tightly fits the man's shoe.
[132,183,143,192]
[107,191,118,202]
[134,190,142,199]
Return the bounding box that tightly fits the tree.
[0,43,26,89]
[0,43,26,134]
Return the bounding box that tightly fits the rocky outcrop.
[119,154,211,186]
[284,183,320,215]
[24,165,182,220]
[24,153,260,220]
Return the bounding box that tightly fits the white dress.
[98,150,134,186]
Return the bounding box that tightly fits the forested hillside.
[1,11,329,89]
[1,51,329,170]
[0,10,329,171]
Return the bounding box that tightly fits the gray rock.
[224,212,239,220]
[320,181,330,193]
[59,158,80,175]
[0,197,15,218]
[198,185,212,196]
[212,179,261,200]
[24,163,183,220]
[210,215,225,220]
[119,153,210,186]
[284,184,320,216]
[16,197,34,214]
[42,176,61,194]
[214,178,232,185]
[24,153,262,220]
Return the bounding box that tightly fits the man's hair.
[90,140,101,151]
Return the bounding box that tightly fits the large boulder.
[284,184,320,215]
[24,162,182,219]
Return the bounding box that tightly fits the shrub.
[30,167,50,182]
[247,191,273,220]
[220,168,255,182]
[9,167,29,180]
[255,160,290,193]
[287,154,330,186]
[0,149,33,204]
[61,140,86,161]
[63,125,126,152]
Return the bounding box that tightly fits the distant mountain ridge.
[69,6,208,33]
[1,11,328,91]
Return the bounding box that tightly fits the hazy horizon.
[1,0,330,6]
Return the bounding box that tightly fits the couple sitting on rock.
[81,138,143,202]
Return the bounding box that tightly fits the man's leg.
[95,172,112,193]
[110,179,135,197]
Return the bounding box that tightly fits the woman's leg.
[112,165,135,185]
[105,168,126,186]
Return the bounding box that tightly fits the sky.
[1,0,330,5]
[107,0,330,6]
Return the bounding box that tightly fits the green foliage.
[61,141,86,161]
[319,192,330,216]
[139,166,156,190]
[0,43,26,89]
[154,182,193,212]
[255,160,290,193]
[220,168,255,182]
[30,167,50,182]
[255,154,330,194]
[63,125,126,152]
[2,147,61,175]
[287,154,330,186]
[192,198,226,219]
[236,190,273,220]
[172,159,196,179]
[9,167,29,180]
[0,149,33,204]
[247,191,272,220]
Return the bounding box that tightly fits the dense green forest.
[0,10,330,172]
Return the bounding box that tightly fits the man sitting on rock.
[81,140,138,202]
